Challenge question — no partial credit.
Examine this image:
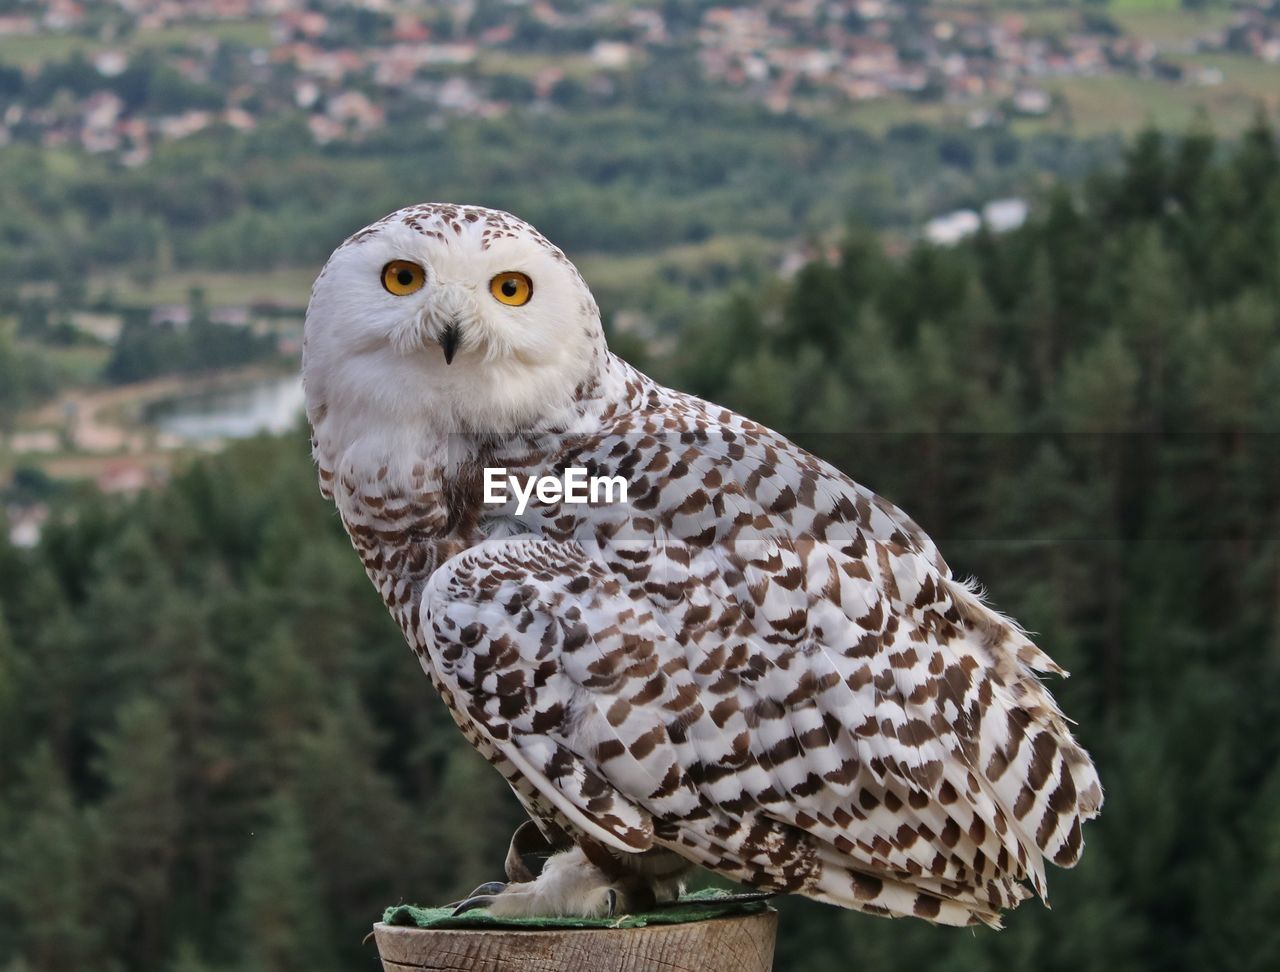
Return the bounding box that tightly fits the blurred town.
[1,0,1278,158]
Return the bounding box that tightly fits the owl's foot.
[451,846,638,919]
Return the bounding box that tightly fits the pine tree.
[167,940,223,972]
[721,348,803,430]
[1054,330,1141,433]
[95,697,183,971]
[1037,184,1098,330]
[1015,247,1059,401]
[1168,113,1215,215]
[1115,227,1182,429]
[1224,766,1280,972]
[679,291,768,399]
[951,277,1006,391]
[243,630,331,783]
[1232,111,1278,208]
[782,259,857,356]
[1182,289,1277,429]
[290,695,426,965]
[0,745,103,970]
[231,795,335,972]
[1166,116,1218,297]
[1111,126,1168,221]
[835,225,891,306]
[840,306,912,433]
[0,608,18,790]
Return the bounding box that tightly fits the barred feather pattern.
[315,351,1102,928]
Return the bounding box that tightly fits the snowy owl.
[302,203,1102,927]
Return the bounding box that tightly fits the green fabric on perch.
[383,888,771,931]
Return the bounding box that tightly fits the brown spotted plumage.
[303,203,1102,926]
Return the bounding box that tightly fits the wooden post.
[372,909,778,972]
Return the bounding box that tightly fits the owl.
[302,203,1102,927]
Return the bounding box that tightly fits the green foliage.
[0,745,106,970]
[103,297,276,385]
[96,699,182,970]
[0,100,1111,287]
[0,331,57,428]
[231,795,334,972]
[1,122,1279,971]
[23,51,222,114]
[0,609,15,784]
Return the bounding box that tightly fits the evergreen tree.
[231,795,335,972]
[1115,227,1182,429]
[96,698,183,971]
[1014,247,1059,400]
[168,941,223,972]
[0,609,17,790]
[0,745,104,970]
[1054,329,1140,432]
[1110,126,1168,221]
[782,258,857,356]
[679,291,768,399]
[290,696,427,965]
[1168,112,1215,214]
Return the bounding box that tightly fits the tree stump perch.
[372,909,778,972]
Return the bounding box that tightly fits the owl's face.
[303,204,604,438]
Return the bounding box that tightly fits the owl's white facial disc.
[303,203,605,443]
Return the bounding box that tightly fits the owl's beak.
[439,322,460,365]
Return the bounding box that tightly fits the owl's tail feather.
[946,578,1105,878]
[808,847,1011,928]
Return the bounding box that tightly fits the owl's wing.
[587,415,1102,897]
[421,523,1098,927]
[421,536,674,856]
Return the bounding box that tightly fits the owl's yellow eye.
[381,260,426,296]
[490,271,533,306]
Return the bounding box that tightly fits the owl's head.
[303,204,605,440]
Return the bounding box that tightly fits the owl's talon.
[451,895,498,916]
[605,888,618,917]
[505,819,565,883]
[468,881,508,897]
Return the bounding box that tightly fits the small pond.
[144,375,305,442]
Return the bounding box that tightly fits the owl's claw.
[605,888,618,918]
[451,894,500,916]
[442,882,506,912]
[505,819,567,883]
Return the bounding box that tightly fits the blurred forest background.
[2,122,1279,972]
[2,2,1280,972]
